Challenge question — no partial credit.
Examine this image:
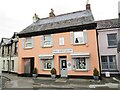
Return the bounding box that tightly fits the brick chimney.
[118,1,120,18]
[49,8,55,17]
[86,4,91,10]
[33,13,40,22]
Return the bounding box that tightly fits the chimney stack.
[118,1,120,18]
[86,0,91,10]
[49,8,55,17]
[33,13,40,22]
[86,4,91,10]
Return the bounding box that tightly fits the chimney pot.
[86,4,91,10]
[49,8,55,17]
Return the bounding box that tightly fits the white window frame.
[43,59,52,70]
[74,31,84,44]
[25,37,33,48]
[59,37,64,46]
[72,56,90,71]
[101,55,117,70]
[107,33,117,47]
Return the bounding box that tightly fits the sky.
[0,0,120,40]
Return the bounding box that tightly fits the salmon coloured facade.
[18,6,100,78]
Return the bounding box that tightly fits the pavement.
[1,73,120,89]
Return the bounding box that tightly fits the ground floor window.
[101,55,117,70]
[72,57,89,71]
[11,60,14,71]
[44,60,52,69]
[3,60,5,69]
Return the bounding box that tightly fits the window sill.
[73,43,86,46]
[24,47,33,49]
[43,69,51,71]
[108,46,117,48]
[42,46,52,48]
[74,69,88,71]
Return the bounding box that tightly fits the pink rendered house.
[18,4,100,78]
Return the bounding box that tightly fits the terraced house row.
[0,4,120,78]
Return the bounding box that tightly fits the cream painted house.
[0,32,18,73]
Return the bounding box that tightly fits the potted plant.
[50,68,56,79]
[93,68,99,80]
[32,67,38,79]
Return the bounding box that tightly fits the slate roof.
[1,38,11,45]
[18,10,94,35]
[96,18,120,30]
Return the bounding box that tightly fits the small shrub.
[33,68,38,74]
[50,68,56,75]
[93,68,99,76]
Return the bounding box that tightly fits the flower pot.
[93,76,99,80]
[51,74,56,79]
[32,74,37,79]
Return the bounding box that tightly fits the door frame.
[59,56,68,78]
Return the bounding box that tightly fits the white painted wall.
[0,57,1,75]
[1,57,18,73]
[98,28,119,73]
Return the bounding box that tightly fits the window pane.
[109,56,116,69]
[26,43,32,47]
[44,60,52,69]
[44,36,51,46]
[107,34,117,46]
[76,58,86,70]
[101,56,108,69]
[74,32,84,44]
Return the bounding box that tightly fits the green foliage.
[93,68,99,76]
[33,68,38,74]
[50,68,56,75]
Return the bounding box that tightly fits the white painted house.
[96,19,120,76]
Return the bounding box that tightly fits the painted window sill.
[43,69,51,71]
[74,69,88,71]
[24,47,33,49]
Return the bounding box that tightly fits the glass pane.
[26,43,32,47]
[101,56,108,69]
[74,32,84,44]
[101,56,107,62]
[109,56,116,69]
[26,38,31,42]
[76,58,86,70]
[44,60,52,69]
[108,34,117,46]
[44,36,51,45]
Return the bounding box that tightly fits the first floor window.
[25,37,33,48]
[101,55,117,70]
[11,60,14,71]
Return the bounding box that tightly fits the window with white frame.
[40,35,53,47]
[44,35,51,46]
[107,33,117,47]
[74,32,84,44]
[44,60,52,69]
[72,57,89,71]
[59,37,64,46]
[101,55,117,70]
[25,37,33,48]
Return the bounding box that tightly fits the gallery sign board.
[53,49,73,54]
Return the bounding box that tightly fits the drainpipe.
[96,29,102,80]
[9,39,13,73]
